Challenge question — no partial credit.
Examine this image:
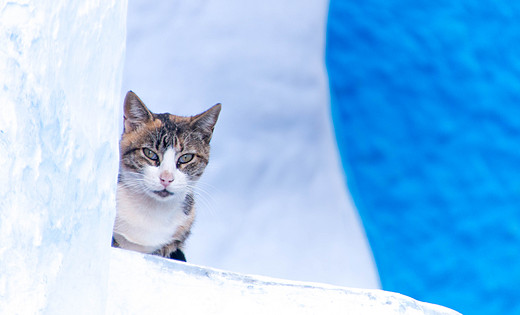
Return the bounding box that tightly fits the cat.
[112,91,221,261]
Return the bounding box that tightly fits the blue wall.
[326,1,520,314]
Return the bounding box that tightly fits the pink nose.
[160,171,174,188]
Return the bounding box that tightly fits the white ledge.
[107,248,460,315]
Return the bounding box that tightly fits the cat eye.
[143,148,159,161]
[178,153,194,164]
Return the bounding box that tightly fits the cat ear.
[190,103,221,141]
[123,91,153,133]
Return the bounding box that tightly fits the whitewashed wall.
[108,249,460,315]
[0,2,126,314]
[123,0,380,289]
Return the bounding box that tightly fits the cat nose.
[160,171,174,188]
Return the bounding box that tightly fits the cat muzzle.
[154,189,173,198]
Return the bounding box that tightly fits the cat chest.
[115,200,189,250]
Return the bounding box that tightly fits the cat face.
[118,91,221,202]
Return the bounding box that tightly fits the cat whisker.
[184,184,218,216]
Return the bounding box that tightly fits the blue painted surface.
[326,1,520,314]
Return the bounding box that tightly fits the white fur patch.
[114,147,192,252]
[114,186,190,252]
[142,148,189,200]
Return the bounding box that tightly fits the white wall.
[0,2,126,314]
[107,248,459,315]
[123,0,380,288]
